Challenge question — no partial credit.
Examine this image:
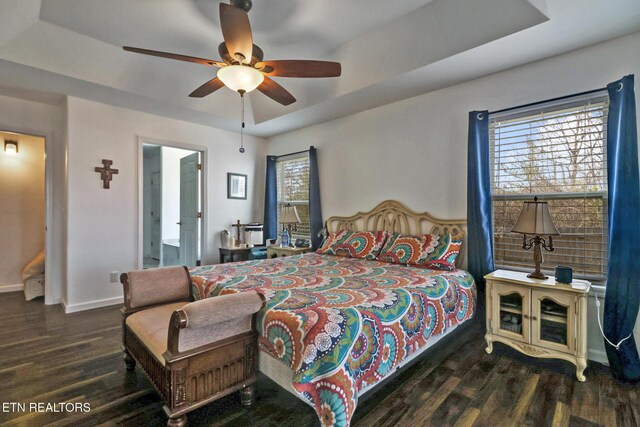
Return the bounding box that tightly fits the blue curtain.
[604,74,640,382]
[309,146,323,250]
[467,110,494,290]
[263,155,278,243]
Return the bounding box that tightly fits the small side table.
[485,269,590,381]
[219,247,252,264]
[267,246,312,259]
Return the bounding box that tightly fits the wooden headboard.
[324,200,467,265]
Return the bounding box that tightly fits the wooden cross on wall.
[95,159,119,189]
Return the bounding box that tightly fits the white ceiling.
[0,0,639,137]
[39,0,436,60]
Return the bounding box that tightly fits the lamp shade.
[217,65,264,93]
[511,198,559,236]
[281,204,301,224]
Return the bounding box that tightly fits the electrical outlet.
[110,271,119,283]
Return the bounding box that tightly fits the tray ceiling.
[0,0,638,137]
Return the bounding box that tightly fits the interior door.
[179,152,199,267]
[492,283,530,343]
[150,171,162,260]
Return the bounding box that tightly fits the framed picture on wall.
[227,173,247,200]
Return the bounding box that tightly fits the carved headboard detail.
[324,200,467,265]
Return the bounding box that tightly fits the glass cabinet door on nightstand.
[531,290,576,354]
[492,283,530,343]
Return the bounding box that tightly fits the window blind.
[490,96,609,281]
[276,156,311,237]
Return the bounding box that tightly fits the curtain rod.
[273,146,313,159]
[489,87,607,116]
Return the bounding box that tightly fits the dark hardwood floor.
[0,291,637,427]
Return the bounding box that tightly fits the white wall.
[0,132,45,289]
[267,32,640,364]
[0,94,65,304]
[64,97,266,312]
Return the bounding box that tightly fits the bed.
[189,201,477,426]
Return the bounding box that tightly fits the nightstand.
[267,246,312,259]
[484,269,590,381]
[219,247,252,263]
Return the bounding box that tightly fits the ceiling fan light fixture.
[217,65,264,93]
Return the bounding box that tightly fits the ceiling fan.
[123,0,341,106]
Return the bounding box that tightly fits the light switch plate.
[110,271,119,283]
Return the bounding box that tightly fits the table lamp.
[510,196,560,279]
[280,204,300,247]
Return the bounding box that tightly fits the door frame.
[137,136,208,269]
[0,125,56,304]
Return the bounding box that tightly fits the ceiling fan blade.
[256,60,342,78]
[220,3,253,63]
[189,77,225,98]
[123,46,225,67]
[219,3,253,64]
[257,77,296,106]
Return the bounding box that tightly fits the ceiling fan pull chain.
[239,91,246,153]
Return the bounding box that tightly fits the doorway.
[0,130,46,300]
[142,142,204,269]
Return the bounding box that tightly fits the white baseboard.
[0,283,24,293]
[588,348,609,365]
[63,295,123,313]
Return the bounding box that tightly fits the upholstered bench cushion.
[126,302,187,365]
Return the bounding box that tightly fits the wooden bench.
[121,266,265,426]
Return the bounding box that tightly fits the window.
[276,155,310,238]
[490,94,609,282]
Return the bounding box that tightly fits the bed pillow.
[316,230,389,260]
[378,232,462,270]
[377,233,439,265]
[316,230,350,254]
[417,232,463,271]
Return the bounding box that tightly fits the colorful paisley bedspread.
[189,253,476,427]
